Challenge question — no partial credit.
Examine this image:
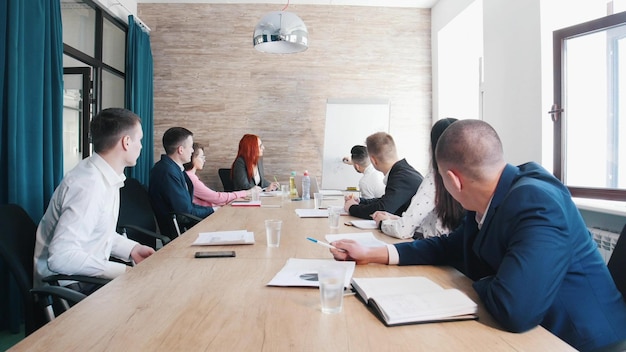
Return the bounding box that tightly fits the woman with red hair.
[231,134,279,191]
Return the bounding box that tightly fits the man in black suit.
[344,132,423,219]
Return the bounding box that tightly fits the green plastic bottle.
[289,171,298,198]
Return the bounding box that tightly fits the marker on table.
[306,237,346,252]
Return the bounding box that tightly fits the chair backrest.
[0,204,44,335]
[218,168,234,192]
[607,224,626,300]
[118,178,161,248]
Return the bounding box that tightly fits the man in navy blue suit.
[331,119,626,351]
[149,127,213,239]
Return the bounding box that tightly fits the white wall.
[433,0,543,165]
[482,1,543,166]
[431,0,475,122]
[435,1,482,121]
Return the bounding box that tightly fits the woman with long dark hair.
[372,118,464,239]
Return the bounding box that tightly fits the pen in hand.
[272,176,280,191]
[306,237,346,252]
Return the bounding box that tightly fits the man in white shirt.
[34,108,155,294]
[346,145,385,199]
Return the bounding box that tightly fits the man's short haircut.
[350,145,370,166]
[365,132,396,163]
[90,108,141,154]
[163,127,193,155]
[435,119,503,181]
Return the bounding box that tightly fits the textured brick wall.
[139,4,431,191]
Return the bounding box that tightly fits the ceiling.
[136,0,439,8]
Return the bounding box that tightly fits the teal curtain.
[0,0,64,219]
[0,0,64,334]
[125,15,154,186]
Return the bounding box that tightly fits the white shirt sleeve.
[387,244,400,265]
[44,168,133,280]
[380,172,439,239]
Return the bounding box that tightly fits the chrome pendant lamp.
[253,2,308,54]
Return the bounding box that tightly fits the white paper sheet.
[267,258,355,288]
[295,208,348,218]
[295,209,329,218]
[192,230,255,245]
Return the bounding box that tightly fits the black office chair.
[171,212,203,238]
[0,204,89,335]
[607,224,626,301]
[118,178,172,249]
[218,168,234,192]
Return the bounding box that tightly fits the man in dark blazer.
[343,132,422,219]
[331,120,626,352]
[149,127,213,239]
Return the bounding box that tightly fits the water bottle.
[289,171,297,198]
[302,170,311,200]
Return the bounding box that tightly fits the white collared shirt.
[34,153,138,287]
[476,197,493,230]
[359,164,386,199]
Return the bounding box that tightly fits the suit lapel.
[472,164,519,267]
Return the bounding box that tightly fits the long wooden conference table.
[11,195,575,351]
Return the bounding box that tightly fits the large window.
[61,0,127,172]
[553,12,626,200]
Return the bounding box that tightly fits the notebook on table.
[351,276,478,326]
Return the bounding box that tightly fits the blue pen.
[306,237,346,252]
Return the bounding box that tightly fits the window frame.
[552,11,626,201]
[61,0,127,160]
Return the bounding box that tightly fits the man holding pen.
[331,120,626,351]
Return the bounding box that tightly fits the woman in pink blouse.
[184,143,253,207]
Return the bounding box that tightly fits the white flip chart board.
[321,99,390,190]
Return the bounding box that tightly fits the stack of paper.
[231,200,262,207]
[192,230,255,245]
[319,189,344,196]
[295,208,348,218]
[295,209,329,218]
[259,191,283,197]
